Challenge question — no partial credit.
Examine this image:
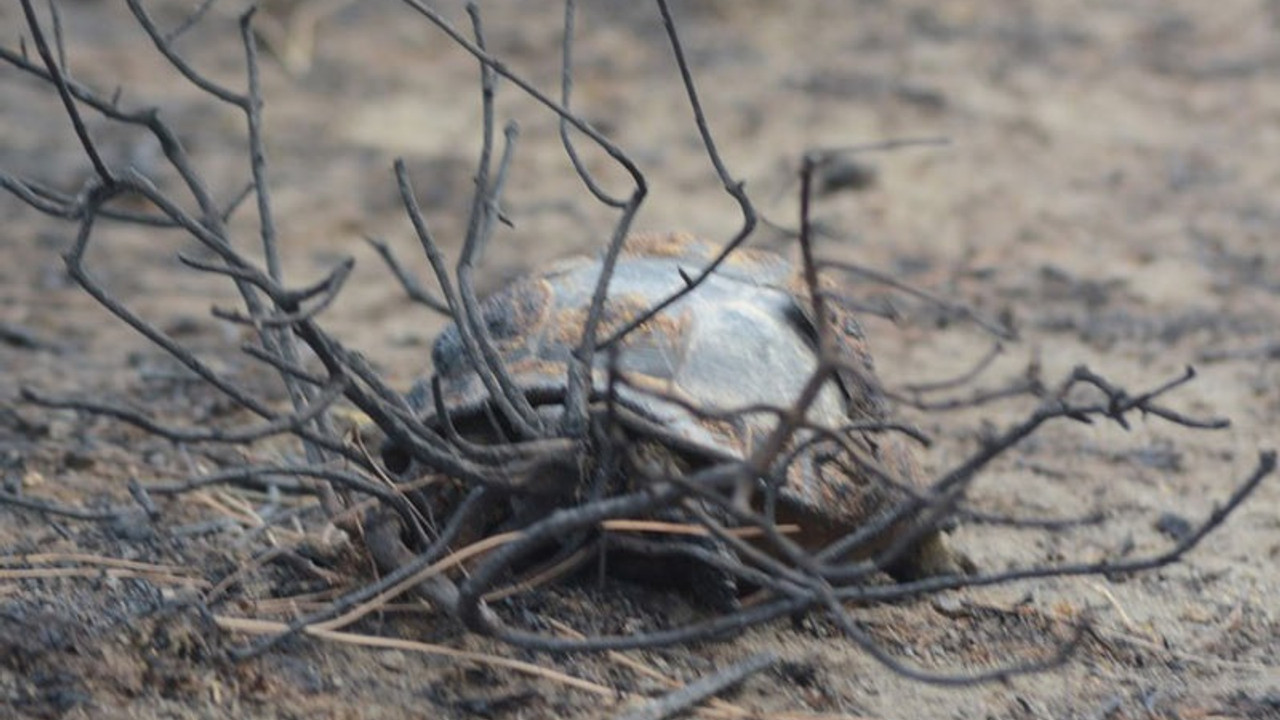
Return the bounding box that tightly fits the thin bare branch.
[19,0,113,182]
[613,651,777,720]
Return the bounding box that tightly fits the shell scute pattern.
[412,232,969,582]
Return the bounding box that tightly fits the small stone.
[1154,512,1194,542]
[931,595,965,617]
[376,650,408,672]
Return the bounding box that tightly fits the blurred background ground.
[1,1,1278,718]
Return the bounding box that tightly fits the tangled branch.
[1,0,1271,693]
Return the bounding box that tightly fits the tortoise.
[383,231,971,606]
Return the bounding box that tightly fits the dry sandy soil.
[2,1,1279,718]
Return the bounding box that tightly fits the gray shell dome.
[423,234,848,455]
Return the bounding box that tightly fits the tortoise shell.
[406,232,965,578]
